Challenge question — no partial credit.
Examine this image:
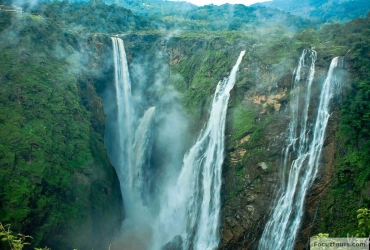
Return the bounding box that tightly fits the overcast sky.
[175,0,272,6]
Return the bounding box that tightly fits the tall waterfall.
[111,37,134,210]
[258,52,342,250]
[111,36,155,217]
[152,51,245,250]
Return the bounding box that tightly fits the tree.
[356,208,370,237]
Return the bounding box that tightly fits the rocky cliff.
[1,1,369,249]
[114,31,346,249]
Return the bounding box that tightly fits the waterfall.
[111,37,135,211]
[111,37,156,218]
[258,53,342,250]
[281,49,316,188]
[133,107,156,205]
[152,51,245,250]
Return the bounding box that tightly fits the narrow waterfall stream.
[111,36,155,218]
[182,50,246,250]
[152,51,245,250]
[258,53,342,250]
[281,49,316,192]
[133,107,156,205]
[111,37,135,215]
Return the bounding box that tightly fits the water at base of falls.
[258,52,342,250]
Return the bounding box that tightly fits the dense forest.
[0,0,369,249]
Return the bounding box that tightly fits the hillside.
[254,0,370,22]
[0,0,369,249]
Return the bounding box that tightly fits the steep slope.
[119,28,346,249]
[0,0,369,249]
[307,13,370,240]
[0,10,123,250]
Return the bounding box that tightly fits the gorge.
[0,1,369,250]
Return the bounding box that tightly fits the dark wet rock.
[162,235,183,250]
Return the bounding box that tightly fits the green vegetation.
[106,0,196,17]
[356,208,370,237]
[312,13,370,237]
[311,208,370,248]
[26,0,152,33]
[230,105,257,141]
[258,0,370,23]
[1,222,33,250]
[0,0,369,247]
[168,35,244,131]
[0,8,122,250]
[0,222,50,250]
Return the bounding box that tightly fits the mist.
[0,0,367,249]
[101,35,192,249]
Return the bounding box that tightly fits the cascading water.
[152,51,245,250]
[133,107,156,205]
[110,36,246,249]
[111,36,155,218]
[258,52,342,250]
[281,49,316,188]
[111,37,135,212]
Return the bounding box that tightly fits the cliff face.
[220,89,289,249]
[1,2,368,248]
[219,71,341,249]
[116,32,343,249]
[295,120,338,249]
[221,52,353,248]
[0,12,123,250]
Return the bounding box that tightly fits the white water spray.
[133,107,156,205]
[259,54,342,250]
[111,37,156,219]
[111,37,135,211]
[281,49,316,187]
[153,51,245,250]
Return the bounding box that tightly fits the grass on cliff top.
[230,104,257,141]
